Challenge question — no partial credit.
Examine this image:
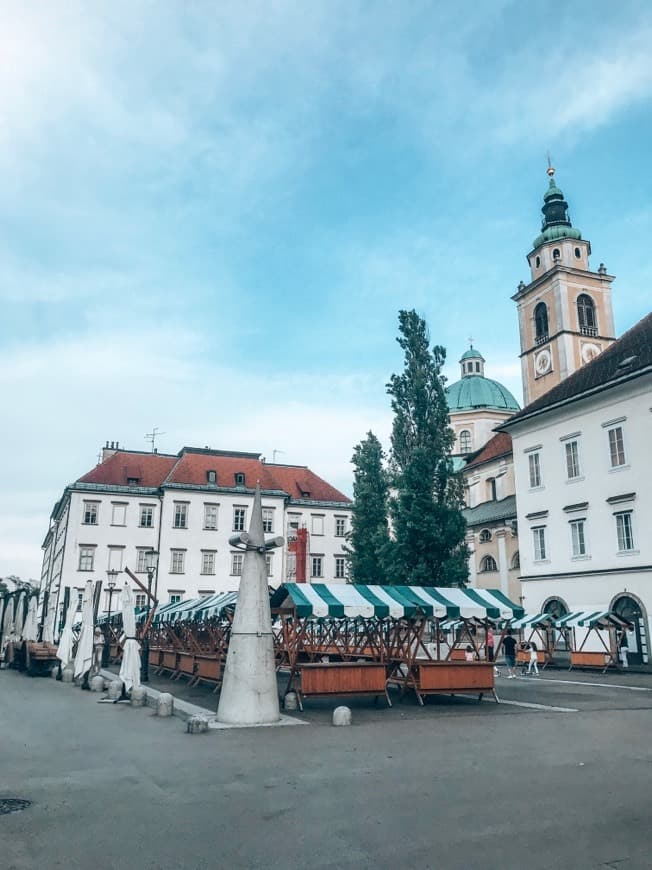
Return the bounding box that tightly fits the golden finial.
[546,151,555,178]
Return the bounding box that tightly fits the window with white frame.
[311,515,324,535]
[532,526,547,561]
[173,502,188,529]
[459,430,472,454]
[78,547,95,571]
[169,593,182,605]
[335,556,347,579]
[570,519,587,557]
[107,547,123,571]
[139,504,154,528]
[233,507,246,532]
[231,553,244,575]
[265,553,273,577]
[170,550,185,574]
[565,440,581,480]
[201,551,216,575]
[311,556,323,578]
[615,511,635,552]
[83,501,99,525]
[204,503,218,530]
[608,426,626,468]
[286,552,296,579]
[111,502,127,526]
[136,549,149,573]
[528,452,542,488]
[262,508,274,534]
[335,516,347,537]
[480,555,497,572]
[135,593,147,608]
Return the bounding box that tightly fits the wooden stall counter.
[291,661,391,710]
[570,651,611,671]
[390,661,497,706]
[25,642,59,676]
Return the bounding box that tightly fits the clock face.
[535,349,552,376]
[581,343,600,364]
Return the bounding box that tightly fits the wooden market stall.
[554,610,631,673]
[508,613,556,670]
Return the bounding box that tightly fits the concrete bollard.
[157,692,174,718]
[107,679,124,701]
[61,666,74,684]
[51,665,59,679]
[130,686,146,708]
[284,692,299,711]
[90,675,105,693]
[186,715,209,734]
[332,706,352,727]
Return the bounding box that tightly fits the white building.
[40,445,352,615]
[501,313,652,665]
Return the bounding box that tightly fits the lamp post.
[103,570,119,667]
[141,549,159,683]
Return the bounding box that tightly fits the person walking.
[485,627,495,662]
[619,629,629,668]
[503,630,517,678]
[527,640,539,675]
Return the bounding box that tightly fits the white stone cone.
[217,484,280,725]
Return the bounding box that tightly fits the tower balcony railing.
[580,325,598,337]
[535,333,549,346]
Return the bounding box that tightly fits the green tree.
[345,431,391,584]
[386,309,468,587]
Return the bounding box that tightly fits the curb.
[99,669,215,723]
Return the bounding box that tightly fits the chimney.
[101,440,120,463]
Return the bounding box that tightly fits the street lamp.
[103,570,119,667]
[141,550,159,683]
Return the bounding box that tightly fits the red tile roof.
[464,432,513,470]
[78,452,178,487]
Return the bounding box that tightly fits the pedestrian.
[503,630,517,678]
[464,645,475,662]
[619,629,629,668]
[485,627,495,662]
[527,640,539,675]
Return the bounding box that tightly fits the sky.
[1,0,651,580]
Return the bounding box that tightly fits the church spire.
[532,164,582,249]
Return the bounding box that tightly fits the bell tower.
[513,166,616,405]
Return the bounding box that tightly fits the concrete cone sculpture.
[217,483,282,725]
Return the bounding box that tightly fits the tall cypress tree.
[386,310,468,587]
[345,431,391,584]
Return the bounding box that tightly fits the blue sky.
[1,0,651,579]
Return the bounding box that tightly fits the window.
[206,470,217,484]
[231,553,244,575]
[528,452,542,488]
[335,556,347,579]
[311,556,323,578]
[173,503,188,529]
[574,247,581,259]
[170,550,185,574]
[108,547,123,571]
[475,362,480,373]
[534,302,549,343]
[83,502,98,525]
[511,551,520,570]
[535,255,541,268]
[335,516,347,537]
[262,508,274,533]
[565,440,581,480]
[139,505,154,528]
[169,593,182,605]
[265,554,273,577]
[201,551,216,575]
[127,477,140,486]
[570,519,587,557]
[487,478,497,501]
[234,472,245,486]
[480,555,497,572]
[552,248,560,261]
[615,512,634,552]
[135,593,147,608]
[286,552,296,579]
[204,503,218,530]
[111,503,127,526]
[479,529,492,543]
[136,549,149,573]
[78,547,95,571]
[532,527,547,561]
[233,507,247,532]
[76,591,83,610]
[608,427,626,468]
[577,294,597,335]
[311,515,324,535]
[459,430,472,454]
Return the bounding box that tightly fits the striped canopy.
[154,593,238,624]
[554,610,626,629]
[509,613,555,630]
[271,583,523,621]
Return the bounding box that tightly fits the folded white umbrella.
[73,581,95,679]
[22,596,39,642]
[56,593,78,668]
[119,584,141,693]
[1,597,14,652]
[42,600,57,644]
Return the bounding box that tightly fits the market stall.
[555,610,630,672]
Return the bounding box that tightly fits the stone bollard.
[186,715,209,734]
[107,679,124,701]
[332,706,352,727]
[90,675,105,693]
[157,692,174,718]
[284,692,299,711]
[130,686,146,708]
[61,666,74,684]
[51,665,59,679]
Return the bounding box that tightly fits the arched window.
[510,551,520,570]
[577,294,597,335]
[480,555,497,572]
[543,597,568,620]
[459,430,472,454]
[552,248,560,261]
[479,529,492,543]
[534,302,549,343]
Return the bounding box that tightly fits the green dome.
[446,376,520,413]
[460,346,484,361]
[533,224,582,248]
[533,172,581,250]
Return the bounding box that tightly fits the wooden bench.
[292,661,391,710]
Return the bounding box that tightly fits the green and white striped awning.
[271,583,523,621]
[554,610,623,629]
[510,613,555,630]
[153,593,239,624]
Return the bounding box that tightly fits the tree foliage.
[386,310,469,587]
[345,431,391,584]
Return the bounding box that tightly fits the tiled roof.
[77,447,351,504]
[464,432,513,470]
[463,495,517,526]
[503,311,652,427]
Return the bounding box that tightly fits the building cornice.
[519,329,615,359]
[521,564,652,581]
[512,264,614,302]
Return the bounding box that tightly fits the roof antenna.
[272,449,285,463]
[145,427,166,453]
